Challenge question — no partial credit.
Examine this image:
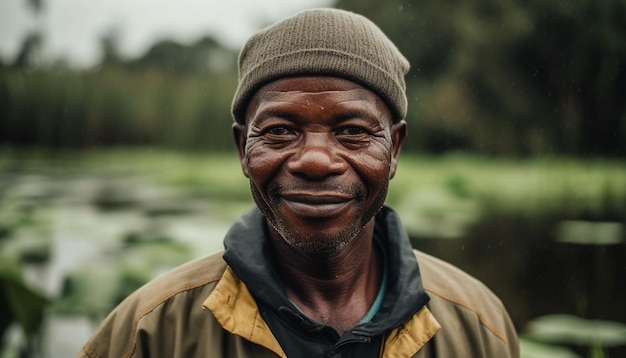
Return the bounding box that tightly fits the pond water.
[412,213,626,357]
[1,170,236,357]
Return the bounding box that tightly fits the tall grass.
[1,68,237,150]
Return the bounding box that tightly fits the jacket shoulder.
[414,250,518,355]
[415,249,502,310]
[130,251,227,304]
[79,251,228,358]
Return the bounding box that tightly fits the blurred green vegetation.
[0,258,48,357]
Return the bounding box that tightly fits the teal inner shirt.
[359,243,388,324]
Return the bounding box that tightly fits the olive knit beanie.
[231,8,410,124]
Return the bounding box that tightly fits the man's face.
[234,76,406,254]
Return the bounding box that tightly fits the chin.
[273,219,363,255]
[288,236,353,255]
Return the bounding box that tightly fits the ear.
[389,120,407,179]
[232,122,250,178]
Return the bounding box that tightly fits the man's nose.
[285,133,347,180]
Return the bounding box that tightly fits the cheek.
[342,150,392,212]
[245,141,288,189]
[349,142,393,184]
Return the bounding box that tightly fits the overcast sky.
[0,0,333,67]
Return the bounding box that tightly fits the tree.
[335,0,626,156]
[12,32,43,69]
[127,36,236,75]
[99,28,123,67]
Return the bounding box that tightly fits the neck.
[269,219,383,335]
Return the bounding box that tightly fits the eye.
[267,126,291,136]
[262,126,298,142]
[335,125,372,149]
[336,126,367,136]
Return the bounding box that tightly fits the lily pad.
[55,265,120,320]
[520,338,581,358]
[556,220,624,245]
[0,258,48,340]
[525,314,626,347]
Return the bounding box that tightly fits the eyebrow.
[334,110,376,121]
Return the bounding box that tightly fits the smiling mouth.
[280,193,352,219]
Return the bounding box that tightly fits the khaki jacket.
[78,250,518,357]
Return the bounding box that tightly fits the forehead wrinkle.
[256,89,381,110]
[245,78,392,124]
[258,88,367,101]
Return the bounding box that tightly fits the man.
[79,8,519,358]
